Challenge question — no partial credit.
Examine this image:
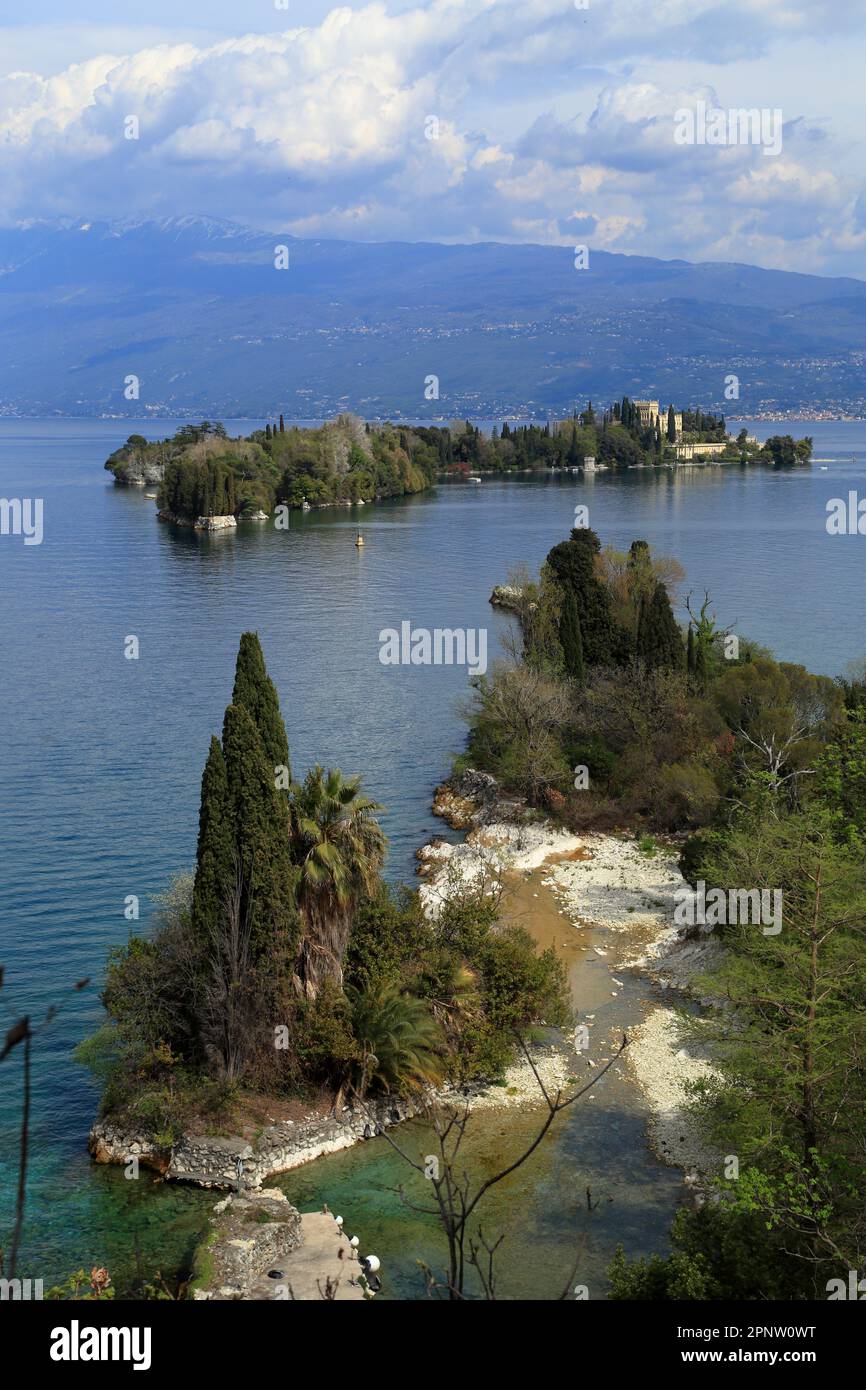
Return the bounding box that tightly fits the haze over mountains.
[1,217,865,419]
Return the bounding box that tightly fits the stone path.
[245,1213,369,1301]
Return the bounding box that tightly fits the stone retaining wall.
[89,1093,422,1190]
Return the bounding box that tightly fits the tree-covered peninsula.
[79,633,567,1144]
[468,524,866,1298]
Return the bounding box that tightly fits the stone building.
[672,440,731,460]
[634,400,683,440]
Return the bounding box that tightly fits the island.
[102,402,814,528]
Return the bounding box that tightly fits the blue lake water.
[2,417,865,1294]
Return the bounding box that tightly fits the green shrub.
[650,761,720,830]
[609,1201,818,1300]
[678,827,726,884]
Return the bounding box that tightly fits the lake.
[1,417,864,1295]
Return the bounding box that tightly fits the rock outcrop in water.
[104,441,165,486]
[156,510,237,530]
[489,583,528,612]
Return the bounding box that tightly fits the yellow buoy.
[355,531,365,547]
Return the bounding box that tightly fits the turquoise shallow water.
[2,417,865,1294]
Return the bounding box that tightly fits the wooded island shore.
[102,407,814,527]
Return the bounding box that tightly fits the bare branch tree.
[0,972,91,1280]
[376,1031,629,1299]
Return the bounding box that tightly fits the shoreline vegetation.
[75,469,861,1301]
[451,522,866,1299]
[80,634,572,1179]
[102,402,814,526]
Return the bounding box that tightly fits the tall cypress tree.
[232,632,290,777]
[667,404,677,442]
[221,702,297,961]
[694,633,709,690]
[546,527,617,667]
[192,639,299,969]
[191,736,234,948]
[637,583,685,671]
[559,589,584,682]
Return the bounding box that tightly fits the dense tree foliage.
[82,632,569,1140]
[105,408,813,520]
[467,525,865,1299]
[466,525,845,835]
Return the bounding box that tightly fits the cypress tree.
[627,540,652,645]
[231,632,290,777]
[667,404,677,442]
[659,584,684,668]
[191,736,234,947]
[279,414,285,433]
[559,589,584,682]
[192,636,300,978]
[694,633,709,690]
[687,624,696,676]
[636,596,648,659]
[546,527,617,667]
[637,583,685,671]
[221,702,297,961]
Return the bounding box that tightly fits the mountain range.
[1,216,864,418]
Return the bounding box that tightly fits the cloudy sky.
[1,0,864,274]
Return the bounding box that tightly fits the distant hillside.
[1,216,865,418]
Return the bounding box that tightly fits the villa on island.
[634,399,683,439]
[544,398,775,471]
[672,440,730,459]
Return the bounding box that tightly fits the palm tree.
[348,982,445,1097]
[290,766,386,996]
[424,958,479,1047]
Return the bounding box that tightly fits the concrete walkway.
[245,1213,369,1301]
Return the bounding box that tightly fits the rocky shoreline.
[424,769,723,1181]
[157,510,238,530]
[89,1029,578,1188]
[88,767,721,1195]
[90,1092,424,1190]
